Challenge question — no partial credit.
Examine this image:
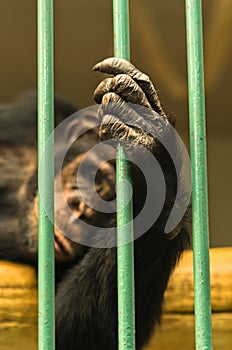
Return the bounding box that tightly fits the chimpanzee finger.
[98,92,169,146]
[93,57,165,116]
[93,74,151,109]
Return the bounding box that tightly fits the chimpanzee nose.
[66,190,81,210]
[66,189,94,219]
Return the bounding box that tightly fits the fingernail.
[93,63,101,71]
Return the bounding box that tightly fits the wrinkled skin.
[55,58,191,350]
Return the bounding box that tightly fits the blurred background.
[0,0,231,247]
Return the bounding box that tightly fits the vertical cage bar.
[185,1,212,349]
[113,0,136,349]
[37,0,55,349]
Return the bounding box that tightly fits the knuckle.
[102,92,119,104]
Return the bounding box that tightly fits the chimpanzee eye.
[70,185,78,191]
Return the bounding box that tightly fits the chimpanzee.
[0,91,76,260]
[0,58,191,350]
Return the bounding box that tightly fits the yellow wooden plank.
[0,248,232,327]
[164,247,232,312]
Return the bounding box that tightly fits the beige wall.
[1,0,231,246]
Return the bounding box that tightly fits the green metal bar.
[185,1,212,349]
[116,146,135,350]
[113,0,130,58]
[113,1,135,349]
[38,1,55,349]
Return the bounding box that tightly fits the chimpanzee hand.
[93,57,172,155]
[93,58,191,239]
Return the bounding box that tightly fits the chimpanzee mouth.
[54,235,69,255]
[54,230,75,259]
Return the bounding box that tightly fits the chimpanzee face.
[53,151,116,261]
